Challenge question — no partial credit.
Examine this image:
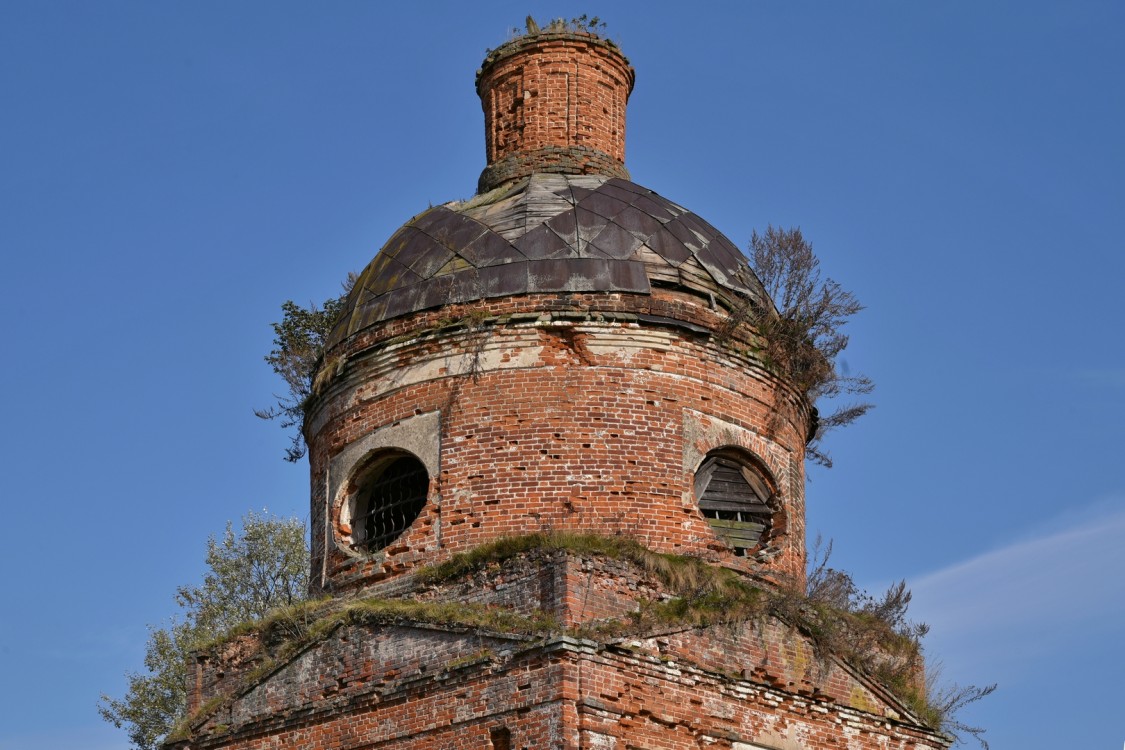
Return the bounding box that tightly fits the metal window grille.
[355,457,429,553]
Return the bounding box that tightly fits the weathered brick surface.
[406,552,919,713]
[185,629,570,749]
[410,550,676,628]
[185,636,945,750]
[570,646,944,750]
[305,290,809,596]
[191,635,268,715]
[476,32,634,192]
[179,542,945,750]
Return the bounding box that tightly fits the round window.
[694,453,775,556]
[348,453,429,553]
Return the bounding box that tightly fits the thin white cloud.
[907,498,1125,674]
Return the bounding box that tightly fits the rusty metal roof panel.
[644,226,692,267]
[399,237,455,279]
[663,217,708,255]
[446,268,482,305]
[574,206,609,248]
[559,258,616,292]
[327,174,771,346]
[413,275,457,312]
[580,191,630,221]
[526,258,575,291]
[420,214,489,254]
[612,203,663,239]
[631,193,679,222]
[458,228,528,268]
[366,254,423,293]
[707,234,748,277]
[602,178,648,196]
[606,259,650,292]
[377,287,418,322]
[513,223,577,261]
[545,210,578,244]
[589,221,642,260]
[477,262,529,298]
[596,181,642,205]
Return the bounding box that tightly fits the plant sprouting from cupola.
[740,226,874,467]
[256,273,355,462]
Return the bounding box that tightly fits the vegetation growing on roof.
[256,273,356,462]
[483,15,617,59]
[796,537,995,747]
[732,226,875,467]
[505,15,609,42]
[164,594,560,746]
[157,532,990,748]
[420,531,741,593]
[426,533,993,746]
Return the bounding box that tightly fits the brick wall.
[571,646,944,750]
[184,637,946,750]
[305,290,810,597]
[412,549,674,628]
[183,627,569,750]
[476,32,634,192]
[178,553,945,750]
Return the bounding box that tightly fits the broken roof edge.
[476,28,634,95]
[326,175,772,348]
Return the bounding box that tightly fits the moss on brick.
[184,533,940,745]
[418,533,938,728]
[418,531,751,600]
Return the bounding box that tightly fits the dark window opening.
[352,455,428,553]
[489,726,512,750]
[695,455,773,556]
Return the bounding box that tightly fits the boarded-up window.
[695,455,773,556]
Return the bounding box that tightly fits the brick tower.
[170,25,950,750]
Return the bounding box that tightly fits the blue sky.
[1,2,1122,748]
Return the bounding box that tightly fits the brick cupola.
[309,27,812,597]
[475,30,635,193]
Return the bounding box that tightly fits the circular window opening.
[694,453,775,557]
[349,454,429,553]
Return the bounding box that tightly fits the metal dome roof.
[328,174,768,347]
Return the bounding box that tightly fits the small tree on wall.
[256,274,356,462]
[743,226,874,466]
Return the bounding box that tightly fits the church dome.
[305,26,812,598]
[328,173,769,347]
[325,28,775,350]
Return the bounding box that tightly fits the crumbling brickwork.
[306,290,809,596]
[176,552,945,750]
[476,32,634,192]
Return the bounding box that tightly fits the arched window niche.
[340,450,429,554]
[694,449,778,557]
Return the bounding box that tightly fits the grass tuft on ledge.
[418,531,752,601]
[180,533,981,743]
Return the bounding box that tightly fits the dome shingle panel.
[329,174,768,347]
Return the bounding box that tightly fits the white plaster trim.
[681,408,786,482]
[328,410,442,521]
